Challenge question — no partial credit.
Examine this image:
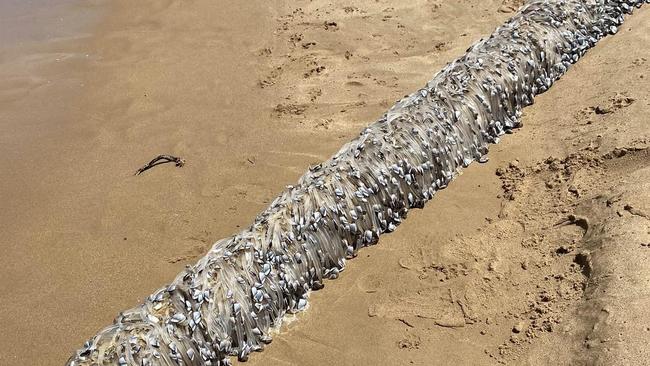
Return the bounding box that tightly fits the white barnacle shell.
[170,313,186,323]
[297,298,307,310]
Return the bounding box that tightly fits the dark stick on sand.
[135,154,185,175]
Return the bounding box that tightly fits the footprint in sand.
[259,66,283,88]
[304,65,326,78]
[308,88,322,102]
[289,33,304,46]
[273,102,308,117]
[397,334,421,350]
[356,273,383,293]
[323,21,338,31]
[397,256,418,271]
[256,47,272,57]
[314,118,333,130]
[345,80,364,88]
[581,92,635,116]
[342,6,359,14]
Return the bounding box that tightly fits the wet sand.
[0,1,105,364]
[0,1,648,365]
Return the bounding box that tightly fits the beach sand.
[0,1,648,365]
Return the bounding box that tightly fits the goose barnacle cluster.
[68,0,647,365]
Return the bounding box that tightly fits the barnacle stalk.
[68,1,647,365]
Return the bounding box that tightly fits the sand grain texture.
[0,0,648,365]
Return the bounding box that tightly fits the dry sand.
[0,0,648,365]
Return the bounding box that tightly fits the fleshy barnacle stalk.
[67,0,647,365]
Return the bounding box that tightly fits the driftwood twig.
[134,154,185,175]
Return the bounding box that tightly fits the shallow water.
[0,0,104,134]
[0,0,100,48]
[0,0,104,206]
[0,2,105,364]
